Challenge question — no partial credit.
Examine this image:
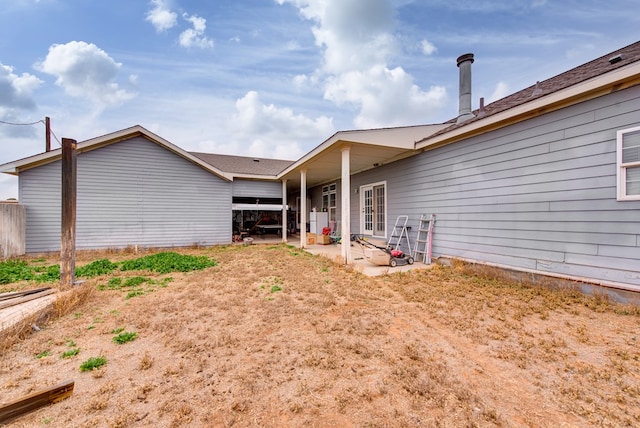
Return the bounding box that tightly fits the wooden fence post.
[60,138,77,289]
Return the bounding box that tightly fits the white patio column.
[300,168,307,249]
[341,145,351,264]
[281,179,288,243]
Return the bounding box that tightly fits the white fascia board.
[416,61,640,151]
[0,125,233,182]
[277,124,445,179]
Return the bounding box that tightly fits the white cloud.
[179,13,214,48]
[420,39,437,55]
[230,90,333,157]
[35,41,135,107]
[277,0,448,128]
[325,66,447,128]
[0,63,42,110]
[488,81,509,103]
[146,0,177,32]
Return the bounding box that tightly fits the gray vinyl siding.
[233,179,282,198]
[19,137,231,253]
[351,87,640,288]
[19,162,61,253]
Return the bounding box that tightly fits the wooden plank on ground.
[0,288,52,302]
[0,289,55,311]
[0,380,74,423]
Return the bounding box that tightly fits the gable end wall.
[19,137,231,252]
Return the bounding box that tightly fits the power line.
[0,117,63,147]
[0,119,44,126]
[49,127,63,147]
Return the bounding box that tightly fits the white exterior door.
[360,182,386,237]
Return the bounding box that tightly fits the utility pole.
[45,117,51,152]
[60,138,77,288]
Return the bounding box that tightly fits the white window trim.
[617,125,640,201]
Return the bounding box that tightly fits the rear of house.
[349,85,640,289]
[2,41,639,295]
[300,41,640,293]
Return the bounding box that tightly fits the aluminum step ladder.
[413,214,435,264]
[388,215,412,253]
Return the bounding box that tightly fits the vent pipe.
[456,53,475,124]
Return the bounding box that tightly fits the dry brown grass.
[1,244,639,427]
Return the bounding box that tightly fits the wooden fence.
[1,201,25,258]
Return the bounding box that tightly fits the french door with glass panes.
[360,182,386,237]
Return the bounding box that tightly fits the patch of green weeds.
[111,327,125,334]
[100,275,171,299]
[125,290,145,299]
[66,339,76,347]
[79,356,107,372]
[87,325,95,330]
[108,277,122,288]
[120,252,216,273]
[36,350,51,359]
[1,251,214,287]
[41,417,52,424]
[34,265,60,283]
[76,259,118,277]
[149,276,173,288]
[73,312,82,319]
[0,260,34,284]
[61,348,80,359]
[98,277,122,291]
[261,276,284,297]
[124,276,148,287]
[113,331,138,344]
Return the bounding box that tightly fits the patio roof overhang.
[277,124,447,189]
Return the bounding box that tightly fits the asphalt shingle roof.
[190,152,294,176]
[434,40,640,136]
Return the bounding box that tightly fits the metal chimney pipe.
[456,53,475,124]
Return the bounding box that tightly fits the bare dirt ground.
[1,244,640,427]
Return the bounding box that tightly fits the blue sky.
[1,0,638,199]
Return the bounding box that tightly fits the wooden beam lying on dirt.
[0,289,55,311]
[0,287,52,302]
[0,380,74,424]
